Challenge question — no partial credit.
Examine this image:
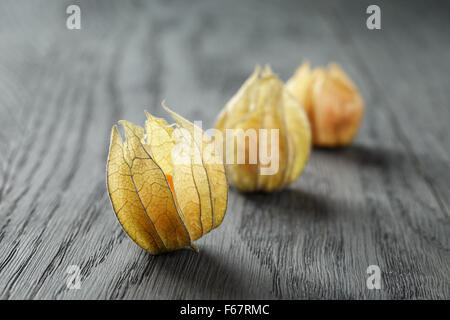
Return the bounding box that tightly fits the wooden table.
[0,0,449,299]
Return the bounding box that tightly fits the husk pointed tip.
[161,100,181,122]
[109,124,123,144]
[117,119,128,127]
[161,99,171,112]
[117,120,133,132]
[292,60,312,76]
[190,243,199,253]
[111,124,119,134]
[263,64,273,73]
[161,101,190,127]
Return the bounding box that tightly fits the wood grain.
[0,0,449,299]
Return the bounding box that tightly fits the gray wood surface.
[0,0,449,299]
